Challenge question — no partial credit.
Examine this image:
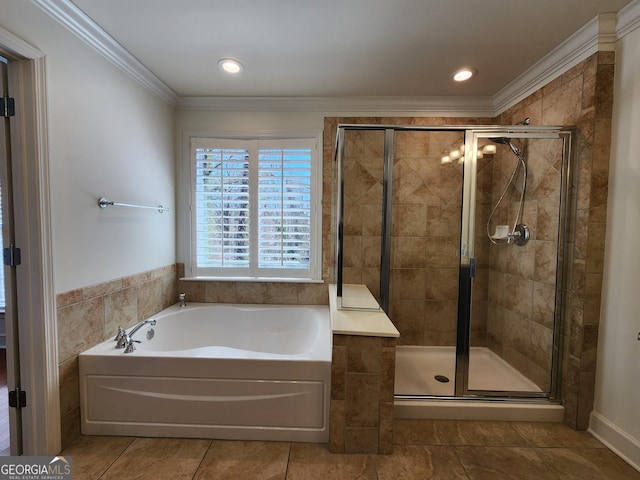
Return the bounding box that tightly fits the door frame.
[0,27,60,455]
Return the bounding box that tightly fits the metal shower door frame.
[334,123,574,402]
[457,127,575,400]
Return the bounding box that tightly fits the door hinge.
[8,389,26,409]
[1,96,15,118]
[3,245,21,267]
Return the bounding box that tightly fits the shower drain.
[435,375,450,383]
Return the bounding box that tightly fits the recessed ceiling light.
[218,58,243,74]
[452,67,477,82]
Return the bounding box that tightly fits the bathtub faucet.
[179,293,186,308]
[115,318,157,349]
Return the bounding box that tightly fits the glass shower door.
[461,129,573,399]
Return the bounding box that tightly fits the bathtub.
[79,303,332,442]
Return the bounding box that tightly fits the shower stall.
[334,123,574,412]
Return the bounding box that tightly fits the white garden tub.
[79,302,331,442]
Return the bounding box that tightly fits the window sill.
[180,276,325,284]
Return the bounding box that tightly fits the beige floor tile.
[60,435,134,480]
[286,443,376,480]
[538,447,640,480]
[509,421,604,448]
[376,445,469,480]
[393,419,449,445]
[436,420,528,446]
[100,437,210,480]
[194,440,290,480]
[455,446,561,479]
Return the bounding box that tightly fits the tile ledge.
[329,284,400,338]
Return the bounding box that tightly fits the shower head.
[489,137,523,158]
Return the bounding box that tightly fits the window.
[189,136,321,280]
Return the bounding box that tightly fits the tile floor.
[62,420,640,479]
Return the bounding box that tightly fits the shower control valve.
[511,224,530,246]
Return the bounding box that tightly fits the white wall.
[591,22,640,470]
[0,1,175,293]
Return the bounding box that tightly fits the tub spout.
[128,318,157,338]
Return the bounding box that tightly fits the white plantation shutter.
[191,136,319,279]
[194,140,251,273]
[258,140,312,272]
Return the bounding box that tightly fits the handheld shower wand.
[486,137,530,246]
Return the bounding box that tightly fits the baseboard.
[589,411,640,472]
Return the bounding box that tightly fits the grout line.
[97,436,135,480]
[283,442,292,480]
[191,439,213,480]
[449,444,473,480]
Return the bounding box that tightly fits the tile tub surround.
[56,263,179,449]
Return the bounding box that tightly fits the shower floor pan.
[394,346,564,422]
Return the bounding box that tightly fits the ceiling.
[70,0,632,99]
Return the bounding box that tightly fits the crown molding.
[32,0,178,105]
[493,13,618,115]
[616,0,640,40]
[32,0,640,116]
[176,95,495,116]
[0,24,44,59]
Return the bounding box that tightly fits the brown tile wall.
[176,266,328,305]
[56,264,178,448]
[330,334,396,454]
[324,118,491,347]
[497,51,616,429]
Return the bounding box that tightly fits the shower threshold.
[394,346,564,422]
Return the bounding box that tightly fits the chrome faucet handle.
[123,335,141,354]
[124,335,135,353]
[115,327,128,349]
[114,326,126,342]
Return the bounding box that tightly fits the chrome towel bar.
[98,197,169,213]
